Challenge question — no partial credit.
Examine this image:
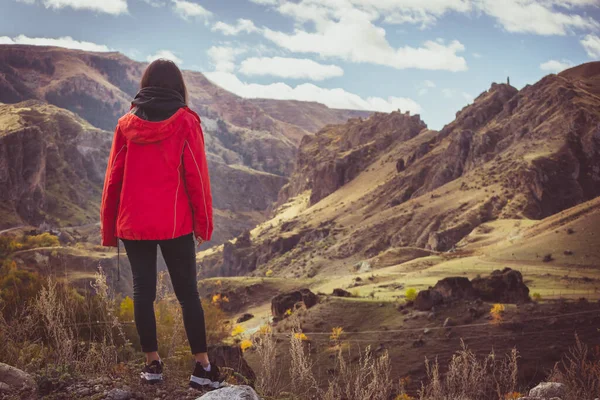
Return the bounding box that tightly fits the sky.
[1,0,600,130]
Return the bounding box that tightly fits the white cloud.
[239,57,344,81]
[472,52,482,58]
[461,92,473,102]
[207,46,246,73]
[263,24,467,71]
[418,79,436,96]
[442,88,454,98]
[253,0,599,37]
[0,34,111,52]
[581,34,600,58]
[172,0,212,21]
[540,59,573,73]
[20,0,128,14]
[205,71,422,114]
[212,19,259,36]
[147,49,183,64]
[140,0,166,7]
[477,0,600,35]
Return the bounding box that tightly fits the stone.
[332,288,352,297]
[433,277,476,301]
[528,382,565,399]
[196,385,260,400]
[414,289,443,311]
[472,268,530,303]
[236,313,254,323]
[208,345,256,383]
[443,317,454,327]
[271,289,318,318]
[0,363,35,391]
[106,388,132,400]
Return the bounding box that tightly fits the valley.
[1,45,600,399]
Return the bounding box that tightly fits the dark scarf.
[131,87,186,121]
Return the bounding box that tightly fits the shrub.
[532,292,542,302]
[231,325,245,337]
[490,304,505,323]
[542,254,553,263]
[405,288,418,302]
[330,327,344,344]
[265,269,274,277]
[240,339,253,352]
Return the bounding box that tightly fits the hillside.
[199,62,600,278]
[0,45,369,242]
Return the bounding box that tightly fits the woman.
[100,59,219,389]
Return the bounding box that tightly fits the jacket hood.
[119,87,188,144]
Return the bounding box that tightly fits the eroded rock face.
[472,268,530,304]
[271,289,318,318]
[279,111,427,206]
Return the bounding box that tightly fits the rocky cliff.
[0,45,369,242]
[199,62,600,277]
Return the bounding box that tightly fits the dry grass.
[252,329,285,398]
[324,345,393,400]
[418,341,519,400]
[548,334,600,400]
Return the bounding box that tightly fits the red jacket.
[100,107,213,247]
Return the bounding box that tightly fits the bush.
[405,288,418,302]
[532,292,542,302]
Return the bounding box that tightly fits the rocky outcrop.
[433,277,477,300]
[472,268,530,304]
[196,385,260,400]
[414,289,443,311]
[279,110,427,206]
[414,269,529,310]
[271,289,318,318]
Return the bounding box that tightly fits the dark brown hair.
[140,59,188,104]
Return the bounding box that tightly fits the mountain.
[0,45,369,242]
[199,62,600,277]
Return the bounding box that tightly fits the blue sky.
[1,0,600,130]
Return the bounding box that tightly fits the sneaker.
[189,363,223,390]
[140,360,163,384]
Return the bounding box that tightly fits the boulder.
[433,277,476,301]
[332,288,352,297]
[271,289,318,318]
[236,313,254,323]
[472,268,530,303]
[414,289,443,311]
[208,346,256,383]
[58,231,74,245]
[528,382,565,399]
[0,363,35,392]
[196,385,260,400]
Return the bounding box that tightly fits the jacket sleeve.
[100,126,127,247]
[183,120,214,242]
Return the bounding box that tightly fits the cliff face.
[0,45,370,242]
[199,62,600,277]
[0,101,111,228]
[279,111,427,206]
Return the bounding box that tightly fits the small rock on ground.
[196,385,260,400]
[529,382,565,398]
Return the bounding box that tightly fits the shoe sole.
[140,372,163,385]
[189,376,223,390]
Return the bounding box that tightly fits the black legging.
[122,233,207,354]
